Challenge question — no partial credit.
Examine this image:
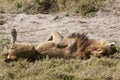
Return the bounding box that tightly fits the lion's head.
[86,40,117,58]
[106,42,117,55]
[68,33,117,58]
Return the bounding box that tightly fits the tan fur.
[36,32,117,59]
[36,32,81,59]
[5,29,36,62]
[8,43,35,60]
[35,32,72,58]
[85,39,117,58]
[36,41,56,53]
[47,32,64,44]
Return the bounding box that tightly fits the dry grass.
[0,20,6,25]
[0,0,114,16]
[0,39,120,80]
[0,39,10,53]
[0,55,120,80]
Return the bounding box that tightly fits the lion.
[4,28,37,62]
[35,32,68,58]
[36,32,117,59]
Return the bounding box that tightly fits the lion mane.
[36,32,117,59]
[68,32,117,59]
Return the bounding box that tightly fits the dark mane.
[67,32,81,38]
[68,32,90,51]
[67,32,87,38]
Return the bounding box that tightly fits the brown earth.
[0,12,120,47]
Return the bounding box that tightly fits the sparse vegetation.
[0,20,6,25]
[0,0,114,16]
[0,39,120,80]
[16,1,23,9]
[0,39,10,53]
[0,54,120,80]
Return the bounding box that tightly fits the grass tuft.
[0,0,114,16]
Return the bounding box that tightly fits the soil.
[0,12,120,47]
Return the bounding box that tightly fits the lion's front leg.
[46,32,64,44]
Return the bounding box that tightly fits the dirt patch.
[0,13,120,46]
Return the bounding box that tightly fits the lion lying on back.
[5,29,117,62]
[36,32,117,59]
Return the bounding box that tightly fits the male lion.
[36,32,117,59]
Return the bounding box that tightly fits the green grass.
[0,56,120,80]
[0,38,120,80]
[0,0,114,16]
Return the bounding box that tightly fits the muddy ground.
[0,13,120,47]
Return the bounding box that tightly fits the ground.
[0,13,120,47]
